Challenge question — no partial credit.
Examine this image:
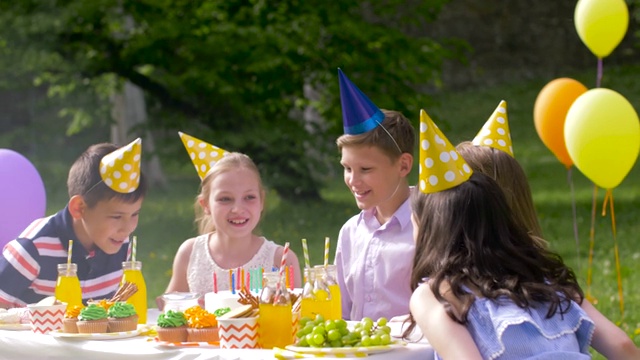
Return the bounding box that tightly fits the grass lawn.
[40,64,639,356]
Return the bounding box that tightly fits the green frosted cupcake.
[77,304,108,333]
[107,301,139,332]
[156,310,188,342]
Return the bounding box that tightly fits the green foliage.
[0,0,462,199]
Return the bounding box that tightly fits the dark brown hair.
[405,172,582,335]
[456,142,544,243]
[67,143,147,208]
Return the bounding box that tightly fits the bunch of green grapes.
[294,315,392,348]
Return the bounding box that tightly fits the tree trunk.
[110,82,168,188]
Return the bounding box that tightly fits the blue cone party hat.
[338,69,384,135]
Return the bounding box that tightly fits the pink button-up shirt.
[335,196,415,321]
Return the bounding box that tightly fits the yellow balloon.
[565,88,640,189]
[574,0,629,58]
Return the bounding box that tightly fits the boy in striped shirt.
[0,139,147,308]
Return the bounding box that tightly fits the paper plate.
[285,342,405,356]
[153,337,220,348]
[0,323,31,331]
[50,325,147,340]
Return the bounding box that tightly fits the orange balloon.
[533,78,588,168]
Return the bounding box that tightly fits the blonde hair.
[194,152,265,234]
[336,109,415,161]
[456,142,545,246]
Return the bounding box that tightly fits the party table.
[0,310,434,360]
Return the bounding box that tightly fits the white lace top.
[186,234,279,297]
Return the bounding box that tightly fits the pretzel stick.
[238,288,260,309]
[110,282,138,302]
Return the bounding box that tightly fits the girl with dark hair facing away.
[406,110,640,359]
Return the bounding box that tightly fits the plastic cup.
[27,303,66,334]
[218,316,259,349]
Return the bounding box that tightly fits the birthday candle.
[231,272,235,295]
[213,271,218,293]
[241,268,245,291]
[285,266,290,289]
[246,271,250,292]
[229,270,232,292]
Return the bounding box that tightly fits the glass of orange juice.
[55,263,83,307]
[258,271,293,348]
[121,261,147,324]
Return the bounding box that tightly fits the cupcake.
[185,305,219,342]
[76,304,108,333]
[107,302,138,332]
[156,310,188,342]
[63,305,84,333]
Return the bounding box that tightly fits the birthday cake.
[204,291,242,314]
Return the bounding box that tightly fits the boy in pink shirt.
[334,69,415,320]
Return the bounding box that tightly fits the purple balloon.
[0,149,47,249]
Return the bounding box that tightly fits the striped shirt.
[0,206,129,307]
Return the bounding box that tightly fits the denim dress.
[435,296,595,360]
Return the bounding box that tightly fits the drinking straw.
[131,235,137,262]
[213,271,218,293]
[289,265,294,290]
[301,238,310,269]
[67,240,73,276]
[324,237,330,267]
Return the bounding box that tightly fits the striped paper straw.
[67,240,73,276]
[131,236,137,262]
[324,237,330,267]
[67,240,73,265]
[301,238,310,269]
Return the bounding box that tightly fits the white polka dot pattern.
[472,100,514,157]
[99,138,142,194]
[179,132,229,180]
[418,110,473,194]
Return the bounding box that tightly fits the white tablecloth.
[0,309,433,360]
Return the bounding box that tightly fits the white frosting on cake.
[0,309,21,324]
[204,291,243,314]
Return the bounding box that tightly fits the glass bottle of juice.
[258,270,293,349]
[300,267,318,320]
[308,265,332,320]
[121,261,147,324]
[55,263,83,307]
[316,264,342,320]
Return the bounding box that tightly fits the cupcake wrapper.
[157,326,188,343]
[108,315,139,332]
[187,327,219,342]
[63,318,78,333]
[76,319,109,334]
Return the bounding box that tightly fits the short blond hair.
[195,152,265,235]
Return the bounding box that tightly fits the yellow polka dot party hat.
[179,132,229,180]
[472,100,514,157]
[419,110,472,194]
[99,137,142,193]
